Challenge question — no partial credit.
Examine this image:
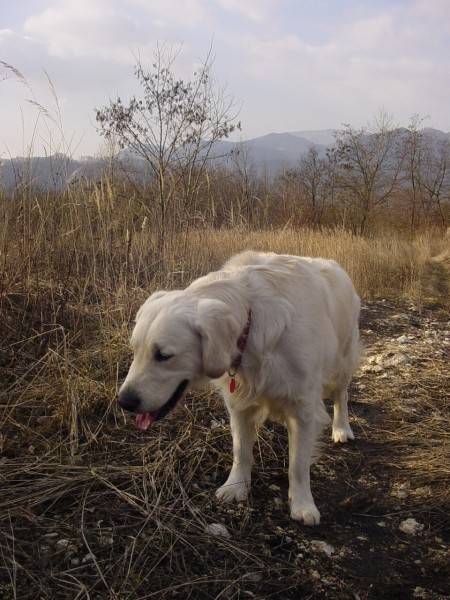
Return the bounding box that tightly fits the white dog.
[118,251,360,525]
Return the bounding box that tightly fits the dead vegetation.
[0,188,449,598]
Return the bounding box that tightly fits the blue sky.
[1,0,449,158]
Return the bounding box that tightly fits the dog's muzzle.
[118,380,189,430]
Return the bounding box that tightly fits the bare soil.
[1,300,449,599]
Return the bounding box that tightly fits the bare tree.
[419,134,450,226]
[227,142,263,227]
[400,116,450,227]
[400,114,428,229]
[281,145,335,226]
[330,111,404,233]
[95,44,241,254]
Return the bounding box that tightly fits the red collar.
[228,309,252,393]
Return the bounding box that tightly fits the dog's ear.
[136,290,174,321]
[195,299,241,379]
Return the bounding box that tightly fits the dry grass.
[0,187,449,598]
[182,227,449,302]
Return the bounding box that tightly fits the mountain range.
[0,129,448,191]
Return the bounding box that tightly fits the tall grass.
[183,227,448,301]
[1,184,448,453]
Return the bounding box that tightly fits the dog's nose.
[118,388,141,412]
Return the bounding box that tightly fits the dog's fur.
[118,251,361,525]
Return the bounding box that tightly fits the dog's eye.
[154,348,173,362]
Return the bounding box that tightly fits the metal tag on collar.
[228,367,237,393]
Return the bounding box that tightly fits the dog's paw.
[290,503,321,526]
[216,481,249,503]
[332,425,355,443]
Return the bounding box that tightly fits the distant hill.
[291,129,336,146]
[1,128,449,191]
[211,131,327,174]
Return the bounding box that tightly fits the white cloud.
[128,0,208,28]
[217,0,281,24]
[412,0,450,24]
[23,1,148,61]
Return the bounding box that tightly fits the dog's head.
[118,290,242,429]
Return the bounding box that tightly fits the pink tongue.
[135,412,157,430]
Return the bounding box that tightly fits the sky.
[1,0,449,158]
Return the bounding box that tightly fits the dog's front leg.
[285,405,321,525]
[216,404,259,503]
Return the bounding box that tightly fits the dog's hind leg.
[331,388,354,443]
[216,403,264,503]
[285,400,321,525]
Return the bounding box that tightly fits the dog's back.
[224,251,359,345]
[222,250,272,270]
[222,250,360,391]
